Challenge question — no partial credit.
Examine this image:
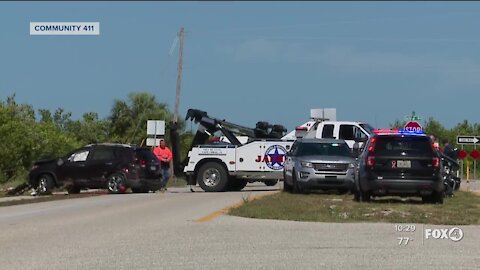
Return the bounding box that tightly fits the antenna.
[173,27,184,123]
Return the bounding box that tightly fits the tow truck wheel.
[228,179,248,191]
[197,162,229,192]
[264,180,278,186]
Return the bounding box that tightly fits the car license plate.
[150,166,157,171]
[397,160,411,168]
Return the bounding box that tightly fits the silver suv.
[283,138,356,193]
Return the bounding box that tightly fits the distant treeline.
[1,92,480,184]
[0,92,194,184]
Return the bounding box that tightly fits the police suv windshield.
[297,142,352,157]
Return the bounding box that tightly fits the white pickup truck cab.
[283,120,374,149]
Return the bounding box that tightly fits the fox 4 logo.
[425,227,464,242]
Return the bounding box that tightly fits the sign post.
[457,135,480,181]
[146,120,165,147]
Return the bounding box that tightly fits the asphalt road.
[0,183,479,270]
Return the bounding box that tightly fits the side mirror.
[352,142,361,158]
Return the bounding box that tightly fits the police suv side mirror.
[352,142,361,158]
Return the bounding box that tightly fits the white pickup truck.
[283,120,374,149]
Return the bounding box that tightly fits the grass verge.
[228,191,480,225]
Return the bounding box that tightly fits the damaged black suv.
[29,144,162,195]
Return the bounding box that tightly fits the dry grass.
[229,190,480,225]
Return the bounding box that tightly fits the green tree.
[109,92,178,145]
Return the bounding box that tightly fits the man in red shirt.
[153,139,173,191]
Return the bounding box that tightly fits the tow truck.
[172,108,374,192]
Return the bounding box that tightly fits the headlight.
[348,163,355,169]
[301,162,313,168]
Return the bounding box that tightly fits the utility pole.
[170,27,184,178]
[174,27,184,123]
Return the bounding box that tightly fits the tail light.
[367,156,375,167]
[368,138,376,152]
[432,157,440,168]
[140,160,147,168]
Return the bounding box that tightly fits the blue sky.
[1,1,480,131]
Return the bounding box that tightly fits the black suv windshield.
[297,142,351,157]
[374,136,434,156]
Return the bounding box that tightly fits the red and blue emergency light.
[372,128,425,135]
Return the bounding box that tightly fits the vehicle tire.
[264,180,278,186]
[454,180,461,191]
[264,180,278,187]
[431,191,444,204]
[66,185,81,194]
[197,162,229,192]
[423,191,444,204]
[228,179,248,191]
[292,172,303,194]
[107,173,127,194]
[283,171,293,193]
[421,196,431,204]
[36,174,54,195]
[354,190,371,202]
[353,178,370,202]
[131,187,149,193]
[283,181,293,193]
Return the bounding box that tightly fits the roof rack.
[85,143,134,148]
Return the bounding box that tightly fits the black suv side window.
[90,147,116,161]
[135,148,157,161]
[322,124,334,138]
[339,125,354,140]
[68,149,90,162]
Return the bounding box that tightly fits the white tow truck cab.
[179,108,373,192]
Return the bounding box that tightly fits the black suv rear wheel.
[107,173,127,194]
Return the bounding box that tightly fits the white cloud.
[231,38,282,62]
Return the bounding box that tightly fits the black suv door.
[60,148,92,185]
[84,146,118,188]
